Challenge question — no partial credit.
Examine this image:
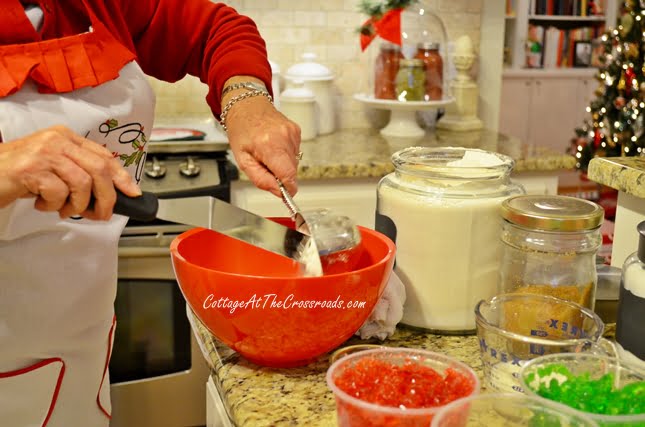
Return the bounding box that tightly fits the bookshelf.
[504,0,618,73]
[499,0,619,154]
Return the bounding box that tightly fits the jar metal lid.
[400,58,425,67]
[501,195,604,231]
[417,42,440,50]
[380,42,402,51]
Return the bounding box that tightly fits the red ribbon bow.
[360,8,403,52]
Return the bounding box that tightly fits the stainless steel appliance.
[110,136,235,427]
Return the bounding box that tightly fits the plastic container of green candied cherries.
[520,353,645,426]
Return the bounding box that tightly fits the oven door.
[110,226,209,427]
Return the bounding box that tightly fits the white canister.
[285,53,335,135]
[269,59,281,109]
[375,147,525,333]
[280,81,318,141]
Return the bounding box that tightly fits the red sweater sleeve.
[112,0,272,117]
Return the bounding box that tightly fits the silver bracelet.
[221,81,267,97]
[219,90,273,132]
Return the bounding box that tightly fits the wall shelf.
[528,14,607,21]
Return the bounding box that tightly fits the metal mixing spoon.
[276,180,362,274]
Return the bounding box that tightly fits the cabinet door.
[231,178,381,229]
[499,78,532,143]
[206,376,233,427]
[529,78,579,153]
[575,77,597,127]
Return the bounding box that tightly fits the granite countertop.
[190,310,481,427]
[237,128,575,181]
[191,314,617,427]
[587,157,645,199]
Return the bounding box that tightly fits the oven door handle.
[118,247,170,258]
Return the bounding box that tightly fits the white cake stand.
[354,93,455,138]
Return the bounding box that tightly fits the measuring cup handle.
[585,337,619,358]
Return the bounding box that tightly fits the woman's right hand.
[0,126,141,220]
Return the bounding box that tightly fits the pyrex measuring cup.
[474,293,614,393]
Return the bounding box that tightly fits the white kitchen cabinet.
[206,376,233,427]
[232,174,559,229]
[231,178,382,229]
[499,71,597,154]
[499,77,533,144]
[529,77,580,152]
[575,76,597,126]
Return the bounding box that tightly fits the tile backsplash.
[151,0,482,129]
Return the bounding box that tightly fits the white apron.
[0,3,155,426]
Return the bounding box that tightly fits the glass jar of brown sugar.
[415,42,443,101]
[498,195,604,310]
[374,42,404,100]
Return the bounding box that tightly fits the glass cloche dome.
[357,2,451,103]
[354,2,453,138]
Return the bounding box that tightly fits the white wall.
[150,0,489,130]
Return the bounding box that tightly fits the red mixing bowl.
[170,217,396,368]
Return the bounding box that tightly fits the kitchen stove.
[111,129,235,427]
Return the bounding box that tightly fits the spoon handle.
[276,179,310,235]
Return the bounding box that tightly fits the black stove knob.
[179,156,201,177]
[145,157,167,179]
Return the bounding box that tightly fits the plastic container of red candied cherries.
[326,347,480,427]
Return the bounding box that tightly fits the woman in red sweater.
[0,1,300,425]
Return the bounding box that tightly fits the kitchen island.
[588,157,645,268]
[191,127,578,426]
[191,314,483,427]
[191,311,614,427]
[231,128,576,229]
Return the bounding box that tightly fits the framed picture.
[573,41,593,68]
[590,38,605,68]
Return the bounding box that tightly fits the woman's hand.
[223,88,301,198]
[0,125,141,220]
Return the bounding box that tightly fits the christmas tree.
[573,0,645,170]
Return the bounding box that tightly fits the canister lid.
[280,80,316,102]
[501,195,604,231]
[285,52,334,81]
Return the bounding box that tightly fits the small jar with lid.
[375,147,525,334]
[374,42,404,100]
[395,58,426,101]
[415,42,443,101]
[498,195,604,310]
[280,80,317,141]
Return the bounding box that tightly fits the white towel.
[356,269,406,340]
[614,341,645,370]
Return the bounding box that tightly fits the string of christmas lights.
[572,0,645,170]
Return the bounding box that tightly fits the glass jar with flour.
[376,147,524,334]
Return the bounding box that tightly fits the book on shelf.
[525,23,604,68]
[507,0,516,16]
[531,0,605,16]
